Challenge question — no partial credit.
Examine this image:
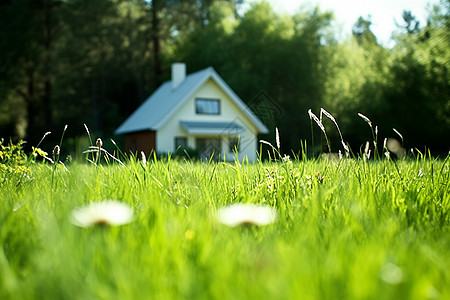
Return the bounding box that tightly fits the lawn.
[0,141,449,299]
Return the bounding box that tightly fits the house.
[115,63,268,161]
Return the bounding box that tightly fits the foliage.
[0,139,50,187]
[384,0,450,152]
[0,0,448,154]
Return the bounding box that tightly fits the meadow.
[0,138,449,299]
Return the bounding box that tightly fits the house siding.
[157,79,259,161]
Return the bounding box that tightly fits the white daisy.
[71,200,134,228]
[380,263,403,285]
[217,203,277,227]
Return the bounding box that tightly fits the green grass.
[1,152,449,299]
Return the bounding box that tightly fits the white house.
[115,63,268,161]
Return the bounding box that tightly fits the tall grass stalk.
[308,110,315,158]
[308,109,331,153]
[358,113,379,159]
[393,128,404,147]
[320,108,349,156]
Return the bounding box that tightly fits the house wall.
[124,130,156,156]
[157,78,259,161]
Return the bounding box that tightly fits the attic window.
[196,98,220,115]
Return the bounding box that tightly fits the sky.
[254,0,438,46]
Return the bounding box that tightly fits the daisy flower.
[71,200,134,228]
[217,203,277,227]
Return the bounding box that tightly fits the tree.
[352,16,377,46]
[0,0,62,145]
[396,10,420,35]
[385,0,450,153]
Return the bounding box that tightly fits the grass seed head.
[96,138,103,148]
[275,127,280,150]
[364,141,370,154]
[320,108,335,123]
[341,140,349,153]
[141,151,147,166]
[259,140,273,147]
[358,113,372,127]
[364,141,371,160]
[84,124,90,136]
[308,110,326,134]
[53,145,60,156]
[393,128,403,142]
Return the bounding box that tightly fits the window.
[174,137,187,150]
[195,98,220,115]
[196,138,221,161]
[228,137,240,152]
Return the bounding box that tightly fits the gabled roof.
[115,67,268,135]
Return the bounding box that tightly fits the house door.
[196,138,221,161]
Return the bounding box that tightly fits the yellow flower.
[32,147,48,157]
[185,229,195,240]
[15,166,30,173]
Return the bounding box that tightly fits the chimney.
[172,63,186,89]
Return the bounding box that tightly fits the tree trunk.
[151,0,162,88]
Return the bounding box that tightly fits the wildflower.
[217,203,277,227]
[185,229,195,240]
[32,147,48,157]
[15,166,31,173]
[380,263,403,285]
[70,200,134,228]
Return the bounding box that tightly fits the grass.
[0,146,449,299]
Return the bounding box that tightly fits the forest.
[0,0,449,156]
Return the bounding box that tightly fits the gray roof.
[115,67,268,135]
